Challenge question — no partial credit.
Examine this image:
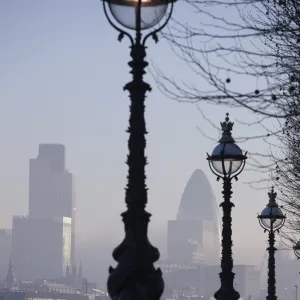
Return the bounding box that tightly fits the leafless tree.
[155,0,300,117]
[154,0,300,239]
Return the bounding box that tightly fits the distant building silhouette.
[12,144,75,281]
[167,169,221,264]
[0,229,11,282]
[29,144,75,265]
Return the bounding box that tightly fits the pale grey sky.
[0,0,275,272]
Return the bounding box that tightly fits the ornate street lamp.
[102,0,176,299]
[207,113,247,300]
[258,187,286,300]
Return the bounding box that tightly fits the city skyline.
[0,140,271,286]
[0,142,296,293]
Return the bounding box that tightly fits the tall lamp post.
[258,187,286,300]
[101,0,176,299]
[207,113,247,300]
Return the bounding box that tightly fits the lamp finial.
[219,113,235,143]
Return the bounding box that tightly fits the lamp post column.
[267,223,277,300]
[107,33,163,300]
[214,177,239,300]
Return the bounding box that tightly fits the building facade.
[12,216,72,280]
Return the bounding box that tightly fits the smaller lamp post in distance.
[258,187,286,300]
[207,113,247,300]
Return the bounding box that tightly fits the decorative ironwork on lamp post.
[101,0,176,299]
[207,113,247,300]
[258,187,286,300]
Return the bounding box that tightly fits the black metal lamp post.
[258,187,286,300]
[207,113,247,300]
[101,0,175,299]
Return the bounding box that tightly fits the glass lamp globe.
[258,188,285,231]
[207,113,247,176]
[209,143,245,176]
[258,205,285,230]
[294,241,300,259]
[106,0,173,30]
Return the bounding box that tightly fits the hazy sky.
[0,0,277,273]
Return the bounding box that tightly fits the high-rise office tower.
[12,144,75,281]
[28,144,75,265]
[0,229,11,281]
[167,169,221,264]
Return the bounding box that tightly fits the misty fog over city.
[1,1,300,300]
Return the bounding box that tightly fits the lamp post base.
[214,286,240,300]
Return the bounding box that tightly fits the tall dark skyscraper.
[28,144,75,264]
[12,144,75,280]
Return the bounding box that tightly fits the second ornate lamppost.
[258,187,286,300]
[101,0,176,299]
[207,113,247,300]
